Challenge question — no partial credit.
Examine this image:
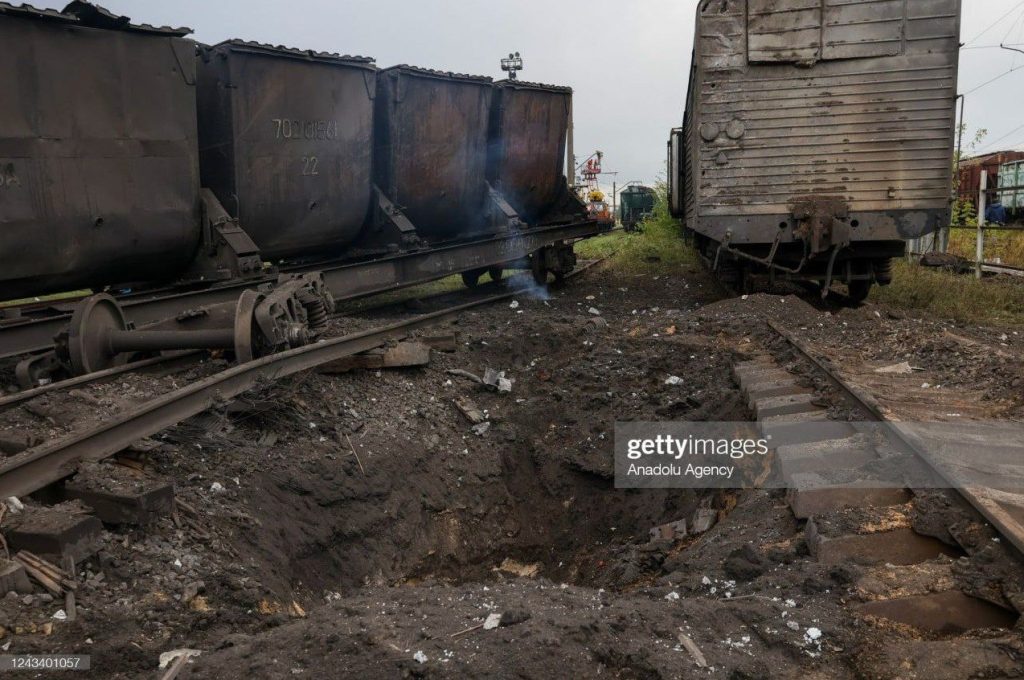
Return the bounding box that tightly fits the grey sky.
[34,1,1024,193]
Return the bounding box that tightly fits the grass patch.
[575,184,698,274]
[948,228,1024,268]
[872,259,1024,326]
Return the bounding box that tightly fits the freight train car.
[668,0,962,300]
[618,185,656,232]
[0,1,596,381]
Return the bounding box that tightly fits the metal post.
[566,97,574,187]
[977,170,987,280]
[612,181,617,224]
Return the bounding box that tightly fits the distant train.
[618,185,656,232]
[668,0,962,300]
[0,1,586,303]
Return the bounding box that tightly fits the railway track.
[0,260,603,499]
[732,319,1024,633]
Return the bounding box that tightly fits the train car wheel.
[488,266,504,283]
[461,269,482,288]
[66,294,129,375]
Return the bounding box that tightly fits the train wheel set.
[0,3,606,386]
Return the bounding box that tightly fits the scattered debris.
[677,630,708,668]
[690,508,717,534]
[664,376,684,386]
[447,369,483,384]
[494,558,540,578]
[483,612,502,630]
[588,307,601,316]
[874,362,914,375]
[482,368,513,393]
[454,397,486,424]
[471,422,491,436]
[158,649,202,670]
[320,341,431,374]
[649,519,687,542]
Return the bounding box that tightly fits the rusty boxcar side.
[487,80,572,225]
[674,0,961,296]
[0,2,201,299]
[374,66,494,241]
[197,41,377,261]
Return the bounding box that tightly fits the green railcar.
[619,185,656,231]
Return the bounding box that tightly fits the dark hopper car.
[668,0,962,300]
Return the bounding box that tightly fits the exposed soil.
[0,264,1021,678]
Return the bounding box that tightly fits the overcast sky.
[37,0,1024,193]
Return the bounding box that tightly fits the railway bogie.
[668,0,963,297]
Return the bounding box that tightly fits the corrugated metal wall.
[690,0,961,219]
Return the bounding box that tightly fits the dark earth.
[0,259,1021,678]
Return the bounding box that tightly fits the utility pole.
[977,170,987,280]
[612,180,617,222]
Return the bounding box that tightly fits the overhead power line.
[963,0,1024,46]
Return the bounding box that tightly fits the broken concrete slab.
[649,519,687,542]
[754,393,820,420]
[320,341,431,374]
[856,590,1017,634]
[746,383,808,409]
[760,421,858,448]
[807,525,960,566]
[735,368,794,391]
[690,508,717,534]
[454,397,485,425]
[6,501,103,565]
[775,437,878,480]
[63,463,174,526]
[787,473,910,519]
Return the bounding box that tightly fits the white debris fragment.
[664,591,680,601]
[588,307,601,316]
[874,362,913,375]
[804,627,822,642]
[509,300,520,310]
[483,612,502,630]
[786,620,800,631]
[158,649,202,669]
[413,651,428,664]
[921,382,931,389]
[52,610,67,620]
[5,497,23,513]
[210,482,225,493]
[701,576,712,586]
[784,598,797,608]
[665,376,683,386]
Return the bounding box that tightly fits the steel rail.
[767,319,1024,555]
[0,220,603,360]
[0,258,606,499]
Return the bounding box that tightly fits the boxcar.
[669,0,962,299]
